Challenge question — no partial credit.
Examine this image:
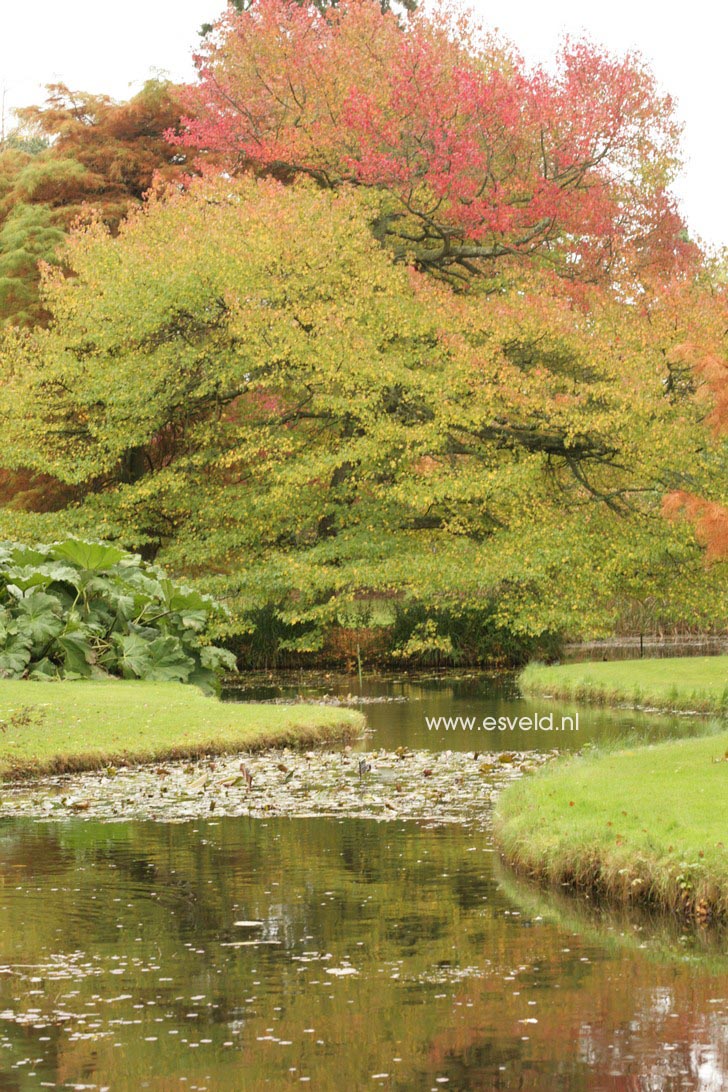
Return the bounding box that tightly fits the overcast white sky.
[2,1,726,250]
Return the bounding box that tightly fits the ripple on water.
[0,816,726,1090]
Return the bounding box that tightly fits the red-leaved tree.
[172,0,697,286]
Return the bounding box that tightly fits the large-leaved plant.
[0,539,236,692]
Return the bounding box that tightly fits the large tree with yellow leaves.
[0,174,724,658]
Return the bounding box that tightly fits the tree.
[200,0,416,35]
[168,0,728,632]
[0,79,191,326]
[0,203,66,325]
[662,276,728,559]
[174,0,697,288]
[0,176,724,655]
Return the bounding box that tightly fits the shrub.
[388,601,563,667]
[0,539,236,692]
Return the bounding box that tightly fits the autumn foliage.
[1,174,725,648]
[15,81,188,228]
[174,0,697,286]
[663,306,728,559]
[0,80,190,325]
[0,0,725,655]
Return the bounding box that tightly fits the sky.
[2,0,726,250]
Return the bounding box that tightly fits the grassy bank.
[520,655,728,715]
[494,731,728,922]
[0,680,364,781]
[496,865,728,965]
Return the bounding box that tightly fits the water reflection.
[0,817,726,1089]
[223,671,716,753]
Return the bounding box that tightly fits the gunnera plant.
[0,539,236,692]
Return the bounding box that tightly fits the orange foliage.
[663,492,728,561]
[656,283,728,561]
[14,80,190,231]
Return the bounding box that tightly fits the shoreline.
[0,679,364,782]
[493,730,728,924]
[519,655,728,716]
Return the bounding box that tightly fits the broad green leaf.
[50,539,127,572]
[186,663,219,696]
[8,546,50,568]
[144,636,194,682]
[159,579,215,615]
[112,631,153,679]
[0,632,33,677]
[29,657,61,679]
[0,562,80,593]
[53,631,95,677]
[15,592,64,648]
[122,571,166,606]
[0,568,52,593]
[107,593,136,624]
[174,608,208,632]
[200,645,237,672]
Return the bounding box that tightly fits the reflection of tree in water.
[0,817,725,1089]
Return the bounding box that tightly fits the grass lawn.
[0,679,364,780]
[520,655,728,714]
[494,730,728,922]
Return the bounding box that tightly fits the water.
[564,636,728,661]
[0,818,726,1090]
[223,671,713,752]
[1,673,726,1089]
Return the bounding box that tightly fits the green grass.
[494,730,728,922]
[0,680,364,781]
[520,655,728,714]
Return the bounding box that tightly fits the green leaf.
[0,632,33,677]
[159,579,211,614]
[28,657,61,679]
[8,545,51,568]
[50,539,128,572]
[15,592,64,648]
[186,663,219,696]
[0,567,52,593]
[144,636,194,682]
[112,631,153,679]
[53,631,95,677]
[108,593,137,624]
[200,645,237,673]
[0,562,80,594]
[121,569,165,604]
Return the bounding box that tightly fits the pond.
[223,670,715,752]
[0,672,726,1090]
